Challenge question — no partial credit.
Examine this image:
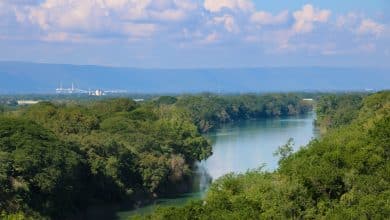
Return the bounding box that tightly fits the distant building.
[89,89,105,96]
[302,98,314,101]
[56,82,80,94]
[133,99,144,102]
[17,100,40,105]
[55,82,127,96]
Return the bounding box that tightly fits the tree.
[274,138,294,165]
[0,117,83,218]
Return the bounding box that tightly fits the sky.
[0,0,389,68]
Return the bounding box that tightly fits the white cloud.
[358,43,376,52]
[250,10,289,26]
[293,4,331,33]
[120,0,151,20]
[16,0,198,40]
[357,19,384,36]
[122,23,157,38]
[1,0,387,60]
[150,9,186,21]
[247,29,295,52]
[28,0,116,31]
[41,32,82,42]
[104,0,134,10]
[202,32,219,44]
[213,15,239,33]
[336,12,358,28]
[173,0,198,11]
[0,1,20,23]
[336,13,385,39]
[203,0,254,13]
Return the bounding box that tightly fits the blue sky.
[0,0,389,68]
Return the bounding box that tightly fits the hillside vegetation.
[139,91,390,219]
[315,93,365,132]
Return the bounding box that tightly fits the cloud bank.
[0,0,388,65]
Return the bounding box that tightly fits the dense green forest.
[138,91,389,219]
[161,93,312,132]
[315,93,366,132]
[0,94,310,219]
[0,99,211,219]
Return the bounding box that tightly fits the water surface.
[203,112,318,179]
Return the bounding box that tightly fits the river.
[92,112,318,219]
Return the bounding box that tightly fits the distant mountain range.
[0,61,389,93]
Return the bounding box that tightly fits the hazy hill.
[0,62,389,93]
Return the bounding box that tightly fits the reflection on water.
[203,112,319,180]
[114,112,318,219]
[194,162,212,193]
[114,163,212,219]
[115,192,203,219]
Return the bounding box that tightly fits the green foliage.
[142,91,390,220]
[91,98,137,117]
[0,211,45,220]
[0,98,212,219]
[273,138,294,165]
[0,117,83,219]
[176,94,312,132]
[316,94,364,131]
[155,96,178,105]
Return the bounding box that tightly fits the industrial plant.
[55,83,126,96]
